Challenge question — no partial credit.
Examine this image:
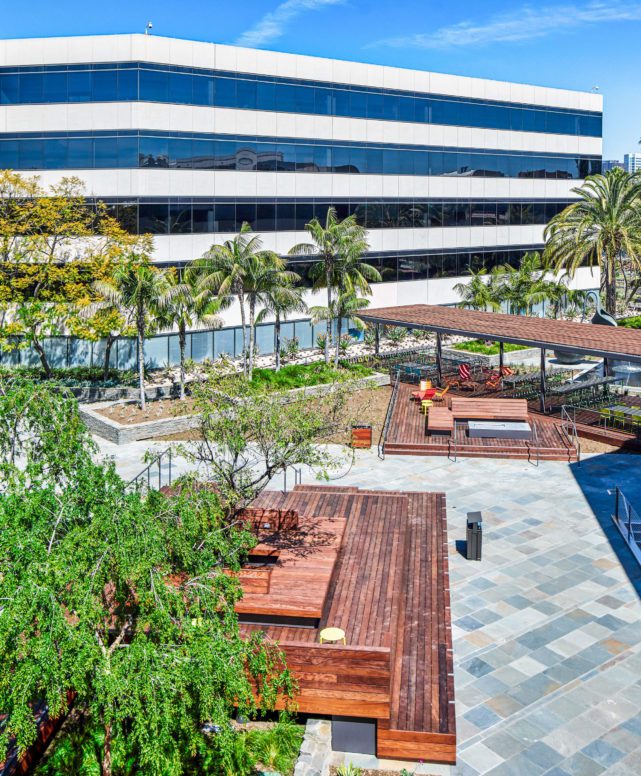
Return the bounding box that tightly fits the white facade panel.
[0,34,602,112]
[22,170,584,202]
[0,103,603,157]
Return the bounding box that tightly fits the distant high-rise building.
[624,153,641,173]
[602,159,623,172]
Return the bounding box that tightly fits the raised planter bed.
[81,372,390,444]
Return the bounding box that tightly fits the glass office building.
[0,34,603,366]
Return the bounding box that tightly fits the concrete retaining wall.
[81,372,390,444]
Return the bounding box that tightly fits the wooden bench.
[450,398,529,422]
[427,407,454,435]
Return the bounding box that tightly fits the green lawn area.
[451,339,529,355]
[251,361,374,390]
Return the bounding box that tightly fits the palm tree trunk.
[275,315,282,372]
[137,308,146,410]
[325,263,332,366]
[179,323,186,400]
[248,297,256,381]
[238,293,248,377]
[605,255,617,316]
[334,311,342,367]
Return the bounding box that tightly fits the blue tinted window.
[92,69,118,101]
[256,80,276,111]
[140,136,169,167]
[94,137,119,167]
[169,137,194,168]
[169,72,192,104]
[68,71,92,102]
[117,69,138,100]
[44,138,67,168]
[67,138,92,167]
[43,72,67,102]
[169,202,192,233]
[236,78,256,110]
[20,73,43,103]
[118,136,139,167]
[140,69,168,101]
[0,74,19,104]
[19,139,43,169]
[192,202,215,232]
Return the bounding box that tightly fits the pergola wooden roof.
[358,304,641,362]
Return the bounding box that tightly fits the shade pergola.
[359,304,641,410]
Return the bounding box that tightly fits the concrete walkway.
[95,437,641,775]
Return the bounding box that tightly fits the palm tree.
[544,168,641,316]
[155,270,223,400]
[255,281,307,372]
[498,252,550,315]
[289,208,369,365]
[193,223,264,377]
[93,251,170,410]
[453,267,503,311]
[243,252,300,380]
[310,291,371,362]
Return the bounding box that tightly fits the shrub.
[337,765,362,776]
[385,326,408,344]
[316,332,327,350]
[339,334,353,354]
[618,315,641,329]
[246,714,304,774]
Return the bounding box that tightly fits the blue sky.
[3,0,640,159]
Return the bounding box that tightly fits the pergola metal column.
[499,342,505,372]
[436,332,443,386]
[540,348,546,413]
[374,324,380,356]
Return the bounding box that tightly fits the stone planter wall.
[81,372,390,444]
[79,404,201,444]
[293,719,332,776]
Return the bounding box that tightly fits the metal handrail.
[560,405,581,464]
[527,420,540,467]
[127,447,173,493]
[378,371,400,459]
[282,465,302,494]
[448,421,457,463]
[611,487,641,566]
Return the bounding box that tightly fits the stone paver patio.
[98,438,641,775]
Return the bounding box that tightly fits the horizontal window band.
[0,131,601,179]
[79,198,573,235]
[0,61,601,137]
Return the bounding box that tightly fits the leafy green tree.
[0,380,294,776]
[453,266,503,311]
[179,369,352,516]
[255,281,307,372]
[155,269,223,399]
[93,245,169,409]
[0,172,130,377]
[544,168,641,315]
[289,208,371,365]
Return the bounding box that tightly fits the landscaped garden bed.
[82,363,388,443]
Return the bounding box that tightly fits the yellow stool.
[420,400,433,415]
[319,627,346,644]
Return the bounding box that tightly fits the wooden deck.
[385,383,578,461]
[241,484,456,764]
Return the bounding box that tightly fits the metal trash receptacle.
[466,511,483,561]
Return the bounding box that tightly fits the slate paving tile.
[556,752,606,775]
[580,740,625,768]
[522,741,565,771]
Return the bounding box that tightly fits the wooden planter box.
[351,424,372,449]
